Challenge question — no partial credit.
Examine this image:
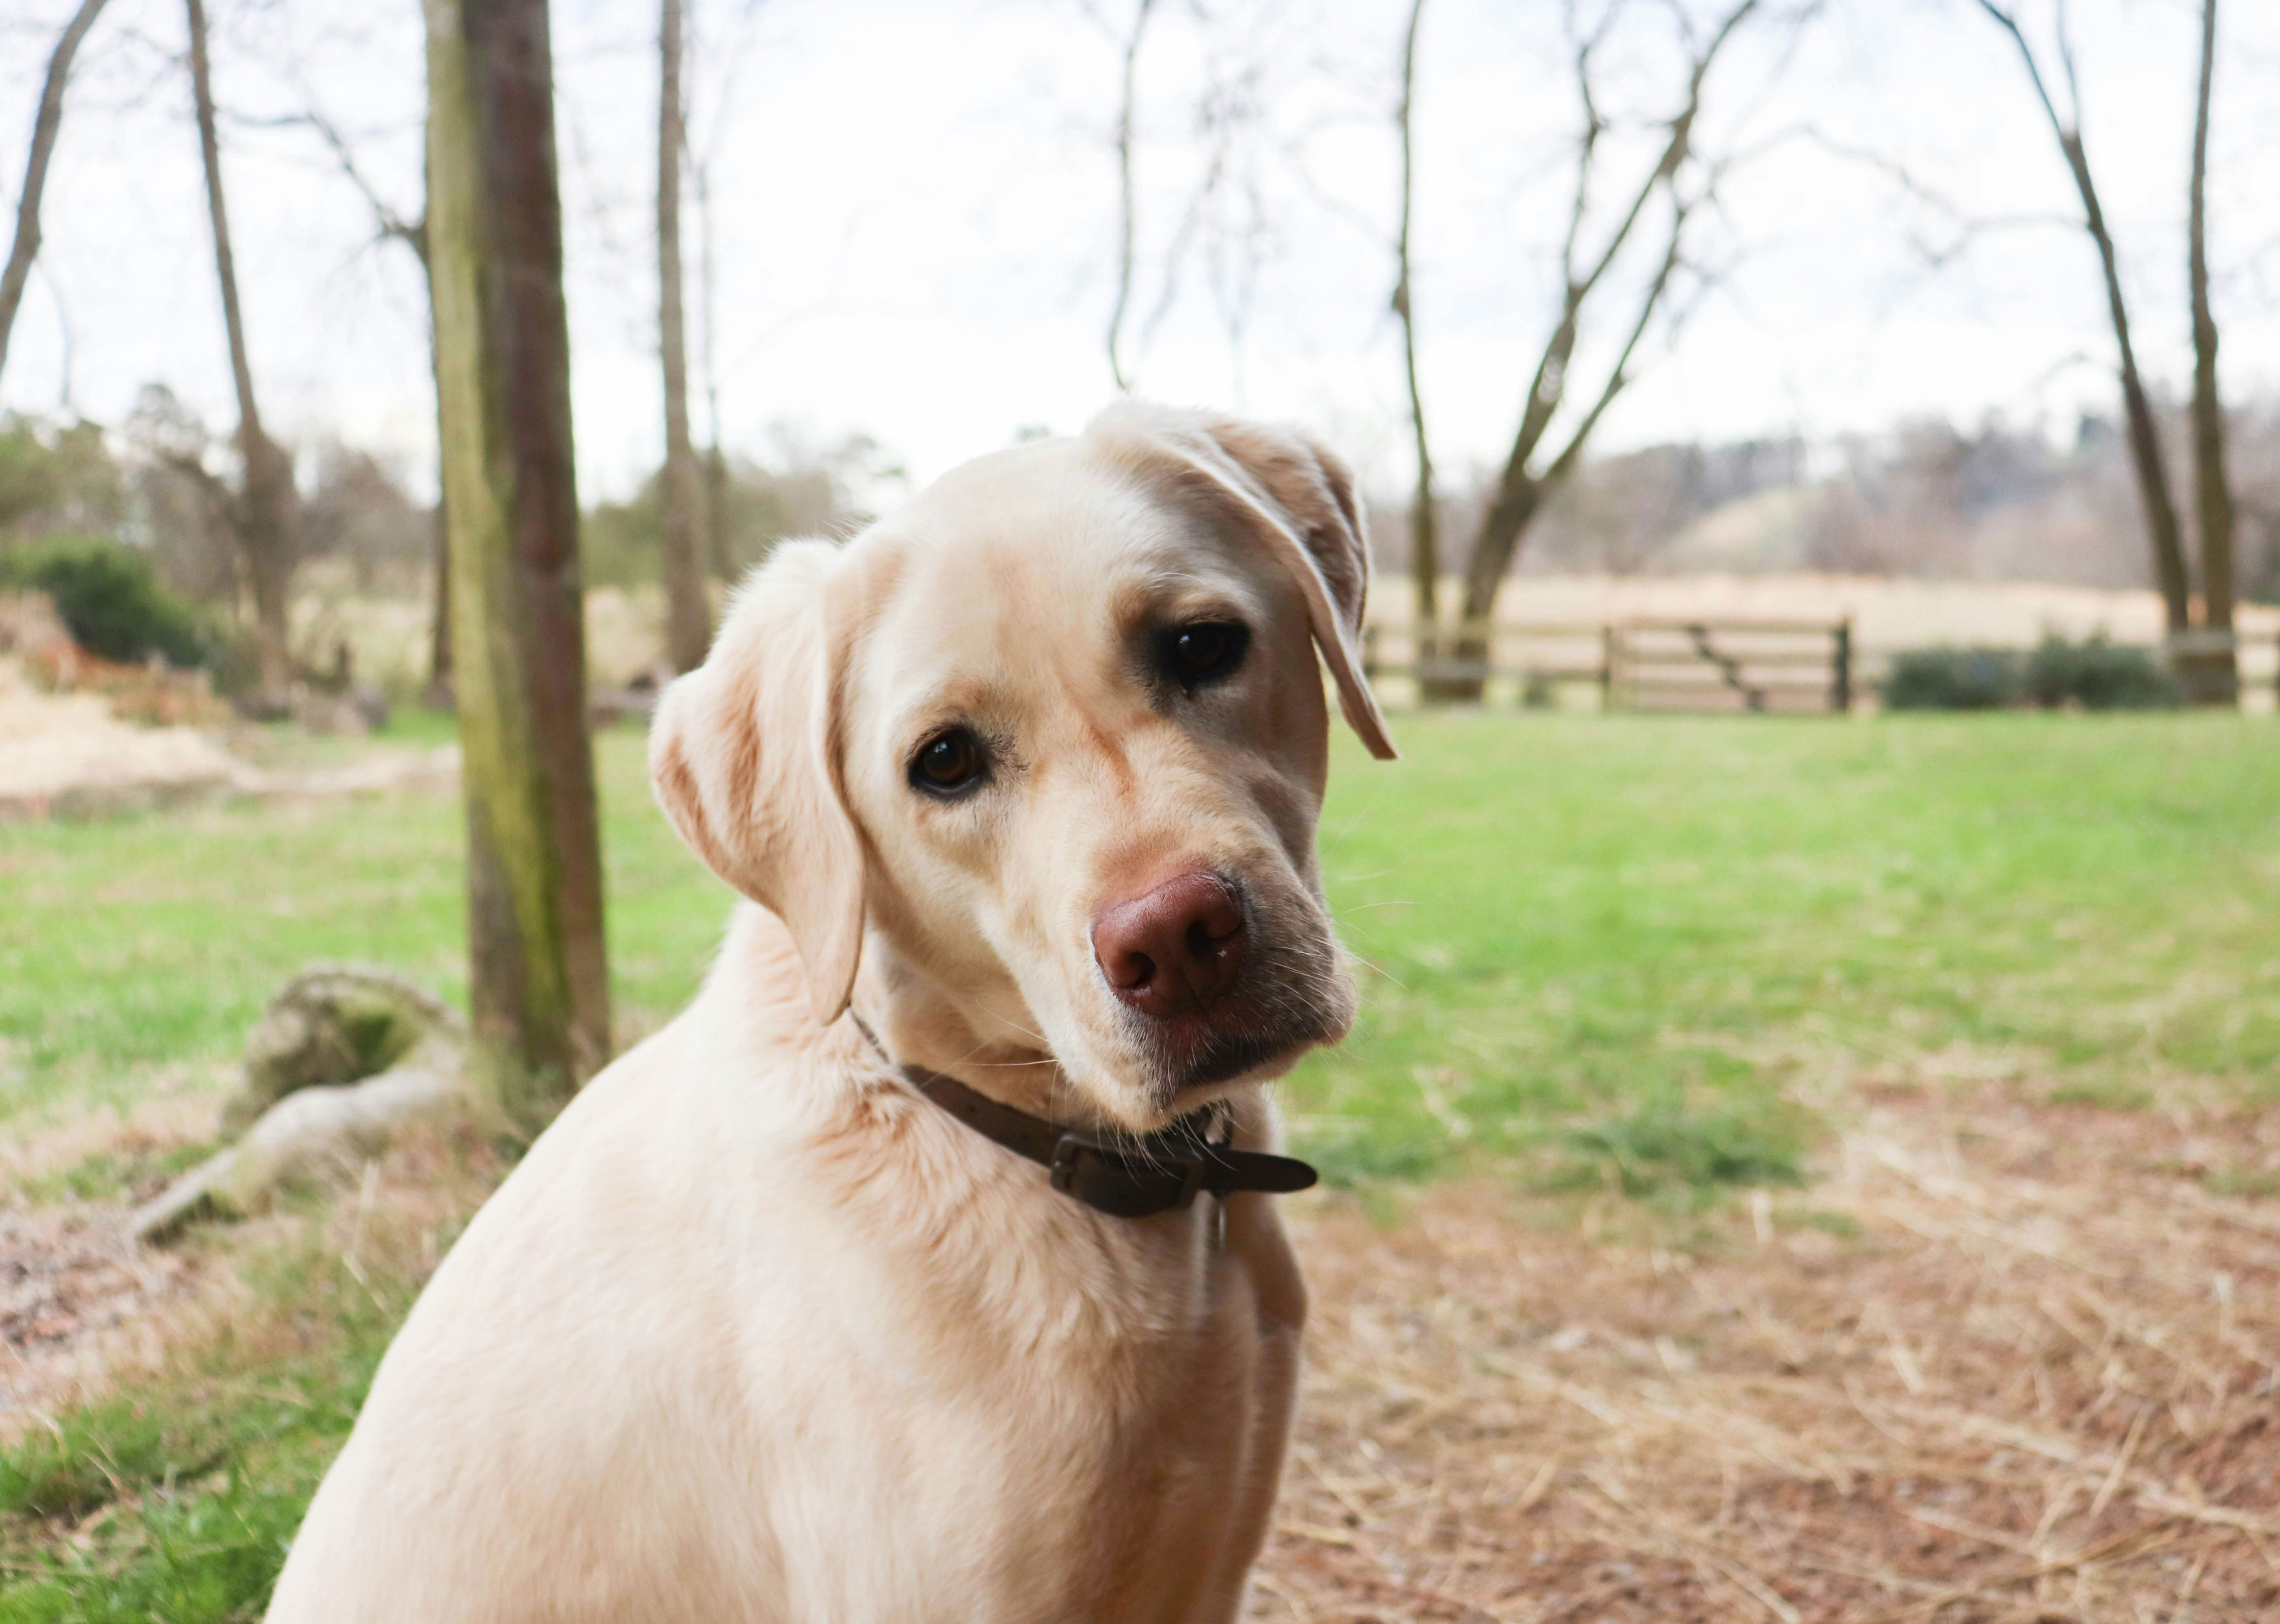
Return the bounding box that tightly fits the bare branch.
[1393,0,1437,631]
[1105,0,1160,391]
[1508,0,1758,477]
[238,106,427,263]
[0,0,113,387]
[1544,187,1688,484]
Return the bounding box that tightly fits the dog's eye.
[1161,621,1250,689]
[909,728,989,797]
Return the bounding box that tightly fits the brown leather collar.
[851,1018,1318,1219]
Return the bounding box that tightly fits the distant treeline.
[1369,405,2280,599]
[0,394,890,639]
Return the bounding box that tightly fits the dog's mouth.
[1125,950,1351,1107]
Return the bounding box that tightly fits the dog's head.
[649,402,1395,1131]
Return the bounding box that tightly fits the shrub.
[2024,633,2179,710]
[1881,645,2021,710]
[0,536,211,667]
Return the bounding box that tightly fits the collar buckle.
[1049,1135,1204,1218]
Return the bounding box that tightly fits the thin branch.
[240,106,426,262]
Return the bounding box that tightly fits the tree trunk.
[186,0,297,699]
[0,0,110,387]
[1972,5,2195,640]
[2073,137,2193,638]
[1393,0,1440,696]
[657,0,710,672]
[1439,473,1547,700]
[425,499,454,705]
[425,0,610,1125]
[2183,0,2237,704]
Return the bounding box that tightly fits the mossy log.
[132,966,481,1243]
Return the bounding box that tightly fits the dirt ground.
[0,655,457,820]
[6,1078,2277,1620]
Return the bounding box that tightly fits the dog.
[265,402,1396,1623]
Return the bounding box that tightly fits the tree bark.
[657,0,710,672]
[1393,0,1439,688]
[2184,0,2237,702]
[186,0,298,699]
[425,0,610,1124]
[0,0,110,387]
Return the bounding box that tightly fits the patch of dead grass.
[1,1109,503,1447]
[1262,1088,2280,1622]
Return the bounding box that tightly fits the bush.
[2024,633,2178,710]
[0,536,211,667]
[1881,646,2021,710]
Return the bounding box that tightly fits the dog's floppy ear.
[648,540,865,1023]
[1087,401,1397,760]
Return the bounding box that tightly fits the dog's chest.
[732,1200,1272,1622]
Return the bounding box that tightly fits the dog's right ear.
[648,541,866,1024]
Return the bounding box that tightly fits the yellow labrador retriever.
[266,402,1396,1623]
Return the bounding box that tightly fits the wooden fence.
[1364,620,2280,713]
[1364,618,1854,713]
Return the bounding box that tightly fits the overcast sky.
[3,0,2278,502]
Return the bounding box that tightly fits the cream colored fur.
[266,403,1393,1624]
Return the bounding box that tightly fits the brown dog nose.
[1092,871,1248,1017]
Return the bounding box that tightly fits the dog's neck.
[846,945,1113,1131]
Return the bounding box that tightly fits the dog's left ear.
[1088,402,1397,760]
[648,541,866,1024]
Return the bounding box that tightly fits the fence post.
[1832,617,1853,713]
[1600,623,1619,713]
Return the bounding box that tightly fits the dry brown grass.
[1261,1086,2280,1622]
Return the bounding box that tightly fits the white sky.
[2,0,2278,503]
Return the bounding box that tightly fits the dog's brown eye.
[910,728,988,797]
[1162,622,1250,689]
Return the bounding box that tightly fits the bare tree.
[658,0,710,671]
[1970,4,2198,651]
[426,0,610,1121]
[1392,0,1438,669]
[1427,0,1764,701]
[1105,0,1159,391]
[0,0,111,387]
[186,0,300,701]
[2186,0,2235,699]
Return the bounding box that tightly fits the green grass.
[1298,711,2280,1188]
[7,709,2280,1615]
[0,1240,406,1623]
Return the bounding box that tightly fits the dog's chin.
[1125,992,1351,1122]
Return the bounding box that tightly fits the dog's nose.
[1092,871,1248,1017]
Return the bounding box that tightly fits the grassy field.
[4,710,2279,1616]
